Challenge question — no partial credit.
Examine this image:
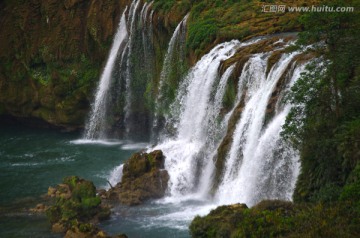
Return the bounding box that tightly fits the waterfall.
[215,52,302,206]
[87,2,307,208]
[124,0,142,136]
[84,8,128,140]
[152,14,189,141]
[152,40,243,198]
[150,38,307,206]
[84,0,157,141]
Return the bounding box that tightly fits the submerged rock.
[106,150,169,205]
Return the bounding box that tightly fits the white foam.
[70,139,124,146]
[121,142,149,150]
[107,164,124,188]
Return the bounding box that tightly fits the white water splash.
[152,40,242,197]
[152,14,189,140]
[70,139,124,146]
[84,8,128,139]
[216,52,302,206]
[149,40,306,210]
[107,164,124,188]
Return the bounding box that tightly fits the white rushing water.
[216,53,303,206]
[124,0,141,135]
[149,40,305,209]
[152,40,242,199]
[82,3,309,230]
[84,8,128,140]
[152,14,189,140]
[157,14,189,102]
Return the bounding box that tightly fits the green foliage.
[190,200,360,238]
[63,176,80,190]
[282,0,360,203]
[153,0,176,12]
[81,197,101,209]
[154,0,302,57]
[78,222,94,233]
[187,18,218,51]
[341,163,360,203]
[71,180,97,201]
[282,60,329,148]
[46,206,61,224]
[46,176,106,230]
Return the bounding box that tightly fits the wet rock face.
[107,150,170,205]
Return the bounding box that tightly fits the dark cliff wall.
[0,0,131,128]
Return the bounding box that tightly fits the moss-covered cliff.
[0,0,134,128]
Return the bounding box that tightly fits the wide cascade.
[83,0,309,208]
[152,37,308,206]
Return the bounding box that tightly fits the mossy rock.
[46,176,110,234]
[107,150,169,205]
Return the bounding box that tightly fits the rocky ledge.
[105,150,169,205]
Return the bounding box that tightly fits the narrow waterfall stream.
[83,9,128,140]
[152,14,189,140]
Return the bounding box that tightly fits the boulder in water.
[107,150,169,205]
[45,176,111,233]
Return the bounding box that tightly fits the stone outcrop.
[106,150,169,205]
[45,176,113,236]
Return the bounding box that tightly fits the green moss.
[78,222,94,233]
[72,180,97,201]
[153,0,176,12]
[190,200,360,238]
[187,18,218,52]
[46,206,61,224]
[63,176,80,190]
[46,176,107,230]
[81,197,101,209]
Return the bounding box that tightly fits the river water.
[0,123,203,237]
